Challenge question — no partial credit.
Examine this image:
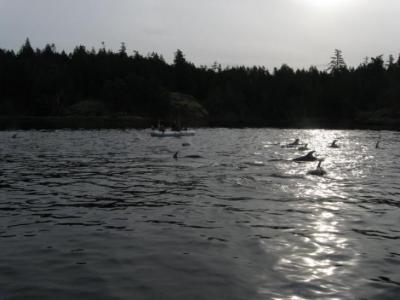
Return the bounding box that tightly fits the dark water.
[1,129,399,300]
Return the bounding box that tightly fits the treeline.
[1,39,400,127]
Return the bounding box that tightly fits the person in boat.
[293,151,318,162]
[376,139,381,149]
[173,151,179,159]
[307,160,327,176]
[329,140,339,148]
[298,143,309,151]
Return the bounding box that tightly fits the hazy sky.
[1,0,400,69]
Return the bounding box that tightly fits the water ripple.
[1,129,399,300]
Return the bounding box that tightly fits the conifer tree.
[328,49,346,72]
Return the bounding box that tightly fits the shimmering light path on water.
[1,129,399,300]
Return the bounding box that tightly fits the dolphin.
[173,151,202,159]
[329,140,340,148]
[293,151,318,162]
[307,160,327,176]
[282,138,301,148]
[298,143,309,151]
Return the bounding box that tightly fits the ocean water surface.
[0,128,399,300]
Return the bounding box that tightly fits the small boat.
[150,130,195,137]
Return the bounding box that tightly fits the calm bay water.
[1,128,399,300]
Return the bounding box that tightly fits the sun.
[304,0,347,8]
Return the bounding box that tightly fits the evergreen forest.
[1,39,400,128]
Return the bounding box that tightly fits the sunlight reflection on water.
[260,129,381,299]
[1,128,399,300]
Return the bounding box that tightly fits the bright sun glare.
[305,0,347,8]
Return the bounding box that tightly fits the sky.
[1,0,400,69]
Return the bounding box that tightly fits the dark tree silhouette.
[173,49,186,66]
[18,38,35,58]
[1,40,400,128]
[119,42,127,57]
[328,49,347,72]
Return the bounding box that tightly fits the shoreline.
[0,116,399,131]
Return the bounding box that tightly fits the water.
[1,128,399,300]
